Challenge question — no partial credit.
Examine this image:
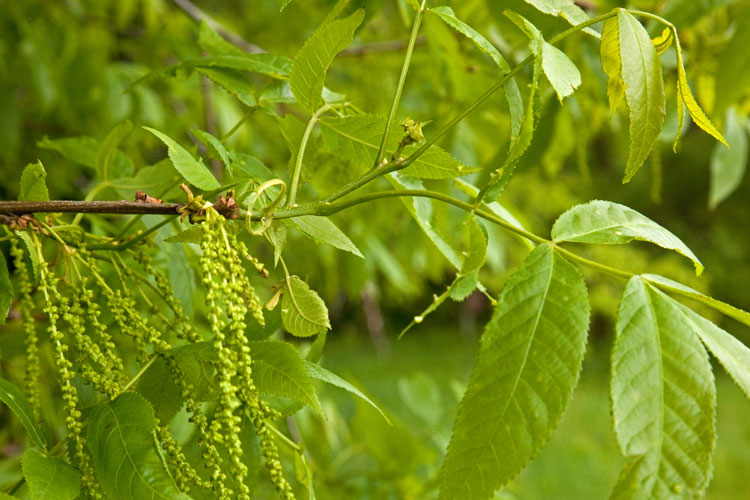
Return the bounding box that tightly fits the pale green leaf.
[674,35,727,149]
[305,361,390,423]
[643,274,750,327]
[290,9,364,112]
[676,303,750,400]
[196,67,256,107]
[462,216,487,274]
[440,244,590,500]
[22,450,80,500]
[618,10,666,182]
[19,162,49,202]
[164,226,204,244]
[610,277,715,499]
[552,200,703,275]
[292,215,364,258]
[282,275,330,337]
[143,127,220,191]
[0,252,11,325]
[600,17,625,115]
[321,114,475,179]
[521,0,597,37]
[96,121,132,181]
[192,129,231,170]
[709,108,747,209]
[448,271,479,301]
[88,392,190,500]
[249,340,322,413]
[0,377,47,450]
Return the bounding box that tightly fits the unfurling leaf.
[282,275,330,337]
[552,200,704,275]
[22,450,80,500]
[290,9,365,112]
[143,127,220,191]
[88,392,189,500]
[709,107,747,209]
[617,11,665,182]
[611,277,715,499]
[440,244,589,500]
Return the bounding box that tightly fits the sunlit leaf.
[292,215,364,258]
[19,162,49,202]
[88,392,190,500]
[282,275,330,337]
[143,127,220,191]
[611,277,715,499]
[440,244,589,500]
[290,9,364,112]
[552,200,703,275]
[600,17,624,115]
[22,450,80,500]
[521,0,598,37]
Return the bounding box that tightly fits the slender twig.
[374,0,427,167]
[0,200,182,215]
[170,0,264,53]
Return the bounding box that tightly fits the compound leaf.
[552,200,703,275]
[617,10,665,182]
[290,9,364,112]
[282,276,330,337]
[0,377,48,450]
[440,244,589,500]
[88,392,189,500]
[143,127,220,191]
[611,277,715,499]
[22,449,80,500]
[249,340,322,414]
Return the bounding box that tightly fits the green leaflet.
[15,231,40,284]
[22,450,80,500]
[87,392,190,500]
[676,303,750,400]
[552,200,704,275]
[19,162,49,202]
[197,21,245,56]
[611,277,715,499]
[143,127,220,191]
[305,361,390,423]
[709,108,747,209]
[505,11,581,102]
[249,340,323,414]
[0,377,48,450]
[282,275,331,337]
[196,67,256,107]
[521,0,598,37]
[290,9,364,112]
[440,244,590,500]
[643,274,750,327]
[673,31,727,150]
[600,18,624,115]
[96,121,132,182]
[292,215,364,258]
[0,251,11,325]
[37,135,133,173]
[617,10,665,182]
[320,114,475,179]
[192,129,231,171]
[428,6,523,138]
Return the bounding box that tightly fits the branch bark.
[0,200,183,215]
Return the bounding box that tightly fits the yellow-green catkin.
[10,238,41,418]
[39,267,101,500]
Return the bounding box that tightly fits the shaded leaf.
[0,252,11,325]
[290,9,365,112]
[96,121,132,182]
[88,392,190,500]
[19,162,49,202]
[0,377,48,450]
[143,127,220,191]
[282,275,330,337]
[249,340,322,413]
[440,244,589,499]
[292,215,363,258]
[610,277,715,499]
[709,107,747,209]
[552,200,703,275]
[22,449,80,500]
[37,136,132,172]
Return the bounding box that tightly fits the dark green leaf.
[0,377,48,450]
[88,392,190,500]
[440,244,589,499]
[0,251,12,325]
[22,449,80,500]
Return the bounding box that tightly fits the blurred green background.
[0,0,748,498]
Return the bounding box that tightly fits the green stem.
[90,217,177,251]
[286,104,334,207]
[374,0,428,167]
[220,106,258,143]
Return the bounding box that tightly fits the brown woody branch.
[0,200,183,215]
